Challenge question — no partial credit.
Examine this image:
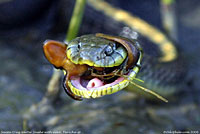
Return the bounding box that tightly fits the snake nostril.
[96,55,101,60]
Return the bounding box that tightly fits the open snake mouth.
[71,76,125,91]
[68,67,133,99]
[66,33,142,99]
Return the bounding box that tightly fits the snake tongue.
[86,78,104,89]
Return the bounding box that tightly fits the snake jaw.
[63,74,83,101]
[68,76,130,98]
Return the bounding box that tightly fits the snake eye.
[105,45,113,56]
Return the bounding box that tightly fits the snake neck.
[132,52,187,96]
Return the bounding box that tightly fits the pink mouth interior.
[70,76,125,91]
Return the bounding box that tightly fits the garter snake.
[43,0,186,101]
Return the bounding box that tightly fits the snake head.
[65,34,143,99]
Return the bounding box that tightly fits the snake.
[43,0,186,102]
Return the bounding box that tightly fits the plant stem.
[65,0,86,42]
[160,0,177,41]
[162,0,175,5]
